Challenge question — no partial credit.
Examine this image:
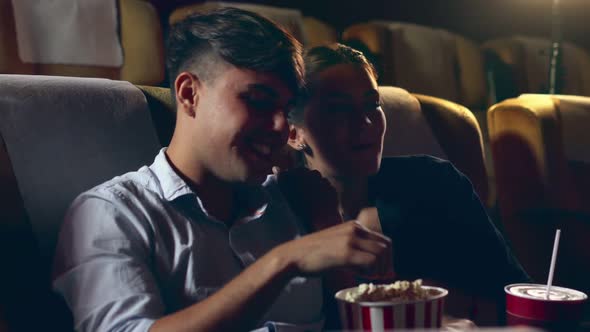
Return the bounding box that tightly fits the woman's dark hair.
[166,7,304,96]
[288,43,378,125]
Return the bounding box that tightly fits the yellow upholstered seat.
[484,36,590,98]
[342,21,488,110]
[302,16,338,48]
[488,94,590,299]
[169,2,306,43]
[0,0,35,75]
[168,2,337,48]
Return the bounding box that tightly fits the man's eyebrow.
[246,83,279,98]
[364,89,379,98]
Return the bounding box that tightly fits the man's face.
[192,65,294,184]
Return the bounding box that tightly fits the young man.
[52,8,390,332]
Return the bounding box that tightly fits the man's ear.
[174,72,201,118]
[287,124,306,151]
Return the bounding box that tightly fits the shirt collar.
[149,148,270,223]
[149,148,195,202]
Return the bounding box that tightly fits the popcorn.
[344,279,439,302]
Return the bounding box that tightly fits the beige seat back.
[380,87,489,204]
[343,21,488,109]
[484,36,590,97]
[168,2,338,49]
[0,75,161,266]
[169,2,305,42]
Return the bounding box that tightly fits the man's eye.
[243,97,275,112]
[323,103,354,113]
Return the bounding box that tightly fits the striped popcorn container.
[335,286,448,331]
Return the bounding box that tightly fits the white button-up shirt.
[53,148,324,332]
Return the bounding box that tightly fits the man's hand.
[356,207,396,281]
[273,166,342,231]
[274,220,392,276]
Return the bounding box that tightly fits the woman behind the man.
[276,43,531,327]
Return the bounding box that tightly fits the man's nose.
[356,111,373,129]
[271,109,288,132]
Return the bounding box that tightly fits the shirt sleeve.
[53,191,164,332]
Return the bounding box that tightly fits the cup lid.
[505,283,588,301]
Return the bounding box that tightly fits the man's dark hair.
[166,7,304,95]
[289,43,378,125]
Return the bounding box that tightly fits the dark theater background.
[1,0,589,331]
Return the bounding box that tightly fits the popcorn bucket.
[335,285,448,331]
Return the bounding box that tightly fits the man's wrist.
[266,243,299,280]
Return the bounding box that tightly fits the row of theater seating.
[0,0,165,86]
[4,0,590,202]
[344,23,590,109]
[0,0,334,86]
[0,74,589,330]
[3,0,590,104]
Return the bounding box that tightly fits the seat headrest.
[520,94,590,164]
[379,86,447,160]
[0,75,161,260]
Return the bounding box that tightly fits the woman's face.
[295,63,386,178]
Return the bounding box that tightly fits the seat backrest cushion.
[343,21,488,108]
[379,86,447,159]
[0,0,35,75]
[484,36,590,97]
[119,0,165,85]
[455,35,488,109]
[0,75,162,265]
[488,94,590,293]
[301,16,338,48]
[415,93,489,204]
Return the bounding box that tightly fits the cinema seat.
[0,75,163,331]
[168,2,337,48]
[488,94,590,301]
[0,0,165,85]
[380,87,489,205]
[342,21,488,109]
[302,16,338,48]
[484,36,590,99]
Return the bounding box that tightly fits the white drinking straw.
[546,229,561,299]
